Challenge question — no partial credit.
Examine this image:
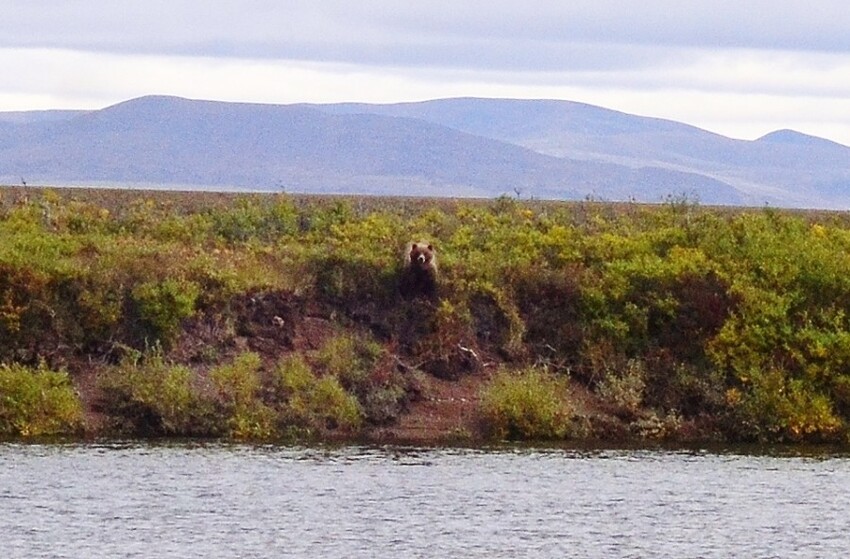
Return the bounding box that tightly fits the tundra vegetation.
[3,187,850,444]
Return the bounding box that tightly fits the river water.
[1,442,848,558]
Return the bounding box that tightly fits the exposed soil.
[209,290,501,443]
[2,186,732,444]
[371,368,490,443]
[60,285,509,443]
[54,278,673,444]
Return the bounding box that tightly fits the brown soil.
[215,291,504,443]
[370,367,492,443]
[3,186,713,443]
[62,285,509,443]
[57,280,650,444]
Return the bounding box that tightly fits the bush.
[312,256,397,307]
[479,366,571,440]
[209,352,275,439]
[131,278,200,344]
[14,189,850,444]
[595,358,646,418]
[0,362,84,437]
[315,334,381,389]
[727,368,843,442]
[467,282,526,360]
[209,196,299,243]
[273,354,362,433]
[313,335,409,425]
[98,347,214,436]
[309,376,363,431]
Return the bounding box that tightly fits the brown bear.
[400,241,438,299]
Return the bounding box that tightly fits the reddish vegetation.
[8,186,850,444]
[59,285,492,442]
[181,291,492,442]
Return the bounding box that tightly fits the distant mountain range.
[2,95,849,208]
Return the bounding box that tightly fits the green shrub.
[309,376,363,431]
[0,362,84,437]
[131,277,200,344]
[315,334,382,392]
[359,382,409,426]
[209,352,275,439]
[273,354,362,433]
[596,358,646,418]
[98,348,213,436]
[0,264,53,359]
[480,366,571,440]
[313,335,408,425]
[467,282,526,360]
[312,256,397,306]
[13,189,850,444]
[727,368,843,442]
[209,196,299,243]
[511,266,583,359]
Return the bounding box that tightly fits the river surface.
[1,442,848,558]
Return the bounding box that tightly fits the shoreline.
[3,186,850,445]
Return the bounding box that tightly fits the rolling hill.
[2,95,849,207]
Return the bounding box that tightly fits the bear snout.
[417,254,426,264]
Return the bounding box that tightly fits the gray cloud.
[3,0,850,147]
[2,0,849,72]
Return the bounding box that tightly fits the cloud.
[3,1,850,65]
[3,45,849,142]
[1,1,850,145]
[4,1,850,84]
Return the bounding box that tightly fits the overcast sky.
[2,1,850,145]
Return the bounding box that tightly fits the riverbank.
[3,186,850,444]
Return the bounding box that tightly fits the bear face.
[400,242,438,299]
[405,242,437,273]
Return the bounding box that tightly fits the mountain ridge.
[1,95,849,208]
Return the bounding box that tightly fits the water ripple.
[2,442,849,558]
